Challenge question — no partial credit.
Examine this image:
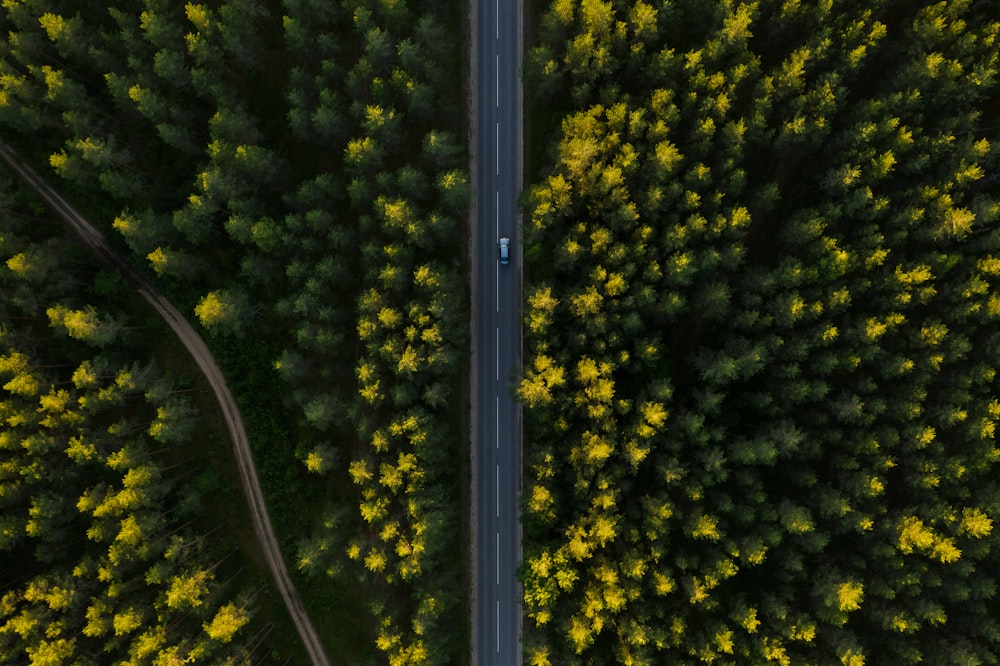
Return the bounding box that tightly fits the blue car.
[499,237,510,265]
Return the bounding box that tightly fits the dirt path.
[0,143,331,666]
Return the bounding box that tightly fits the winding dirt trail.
[0,143,331,666]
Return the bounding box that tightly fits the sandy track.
[0,143,331,666]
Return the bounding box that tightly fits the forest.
[520,0,1000,664]
[0,170,271,662]
[0,0,468,663]
[6,0,998,664]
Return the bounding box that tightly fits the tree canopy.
[0,0,469,660]
[521,0,1000,664]
[0,174,267,663]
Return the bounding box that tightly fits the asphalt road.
[471,0,523,662]
[0,143,331,666]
